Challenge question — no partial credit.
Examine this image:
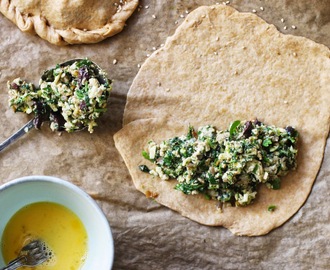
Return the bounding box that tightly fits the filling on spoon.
[7,59,112,133]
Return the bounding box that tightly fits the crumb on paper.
[145,190,159,199]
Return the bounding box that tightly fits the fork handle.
[0,119,35,152]
[0,256,26,270]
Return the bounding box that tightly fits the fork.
[1,240,49,270]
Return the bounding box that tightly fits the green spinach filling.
[139,120,298,206]
[7,59,112,133]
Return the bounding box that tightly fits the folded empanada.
[0,0,139,45]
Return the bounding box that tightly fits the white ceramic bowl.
[0,175,114,269]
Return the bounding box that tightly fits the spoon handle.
[0,119,34,152]
[0,256,25,270]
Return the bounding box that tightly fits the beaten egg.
[1,202,87,270]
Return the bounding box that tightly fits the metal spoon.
[0,240,49,270]
[40,58,109,85]
[0,119,34,152]
[0,59,110,152]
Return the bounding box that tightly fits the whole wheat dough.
[0,0,139,45]
[114,5,330,235]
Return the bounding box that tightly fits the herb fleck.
[268,205,276,212]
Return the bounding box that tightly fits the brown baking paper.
[0,1,329,269]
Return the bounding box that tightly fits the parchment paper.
[0,1,329,269]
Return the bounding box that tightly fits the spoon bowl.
[1,58,111,152]
[40,58,110,85]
